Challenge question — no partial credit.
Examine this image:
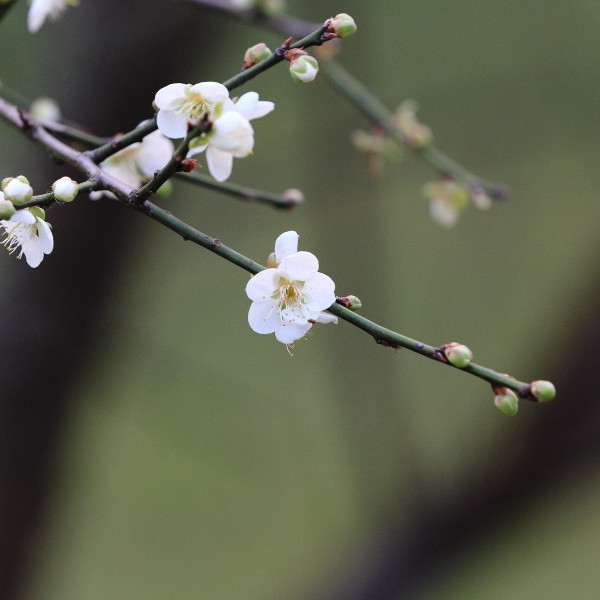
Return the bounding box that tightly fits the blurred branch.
[183,0,509,199]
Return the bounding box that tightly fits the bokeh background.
[1,1,599,599]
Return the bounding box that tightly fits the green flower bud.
[52,176,79,202]
[244,43,273,67]
[0,197,16,220]
[328,13,357,38]
[494,389,519,416]
[289,55,319,83]
[444,342,473,368]
[2,176,33,204]
[530,380,556,402]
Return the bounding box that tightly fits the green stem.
[138,199,538,401]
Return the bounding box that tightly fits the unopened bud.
[337,295,362,311]
[243,43,272,67]
[30,96,61,122]
[494,388,519,416]
[2,176,33,204]
[444,342,473,368]
[0,197,16,220]
[289,55,319,83]
[470,186,493,210]
[529,380,556,403]
[282,188,304,206]
[52,176,78,202]
[266,252,277,268]
[326,13,357,39]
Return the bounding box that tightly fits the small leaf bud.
[444,342,473,368]
[326,13,357,39]
[0,197,16,220]
[494,388,519,416]
[282,188,304,206]
[529,380,556,403]
[2,176,33,204]
[52,176,78,202]
[289,55,319,83]
[243,43,273,68]
[29,206,46,220]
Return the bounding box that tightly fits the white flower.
[188,91,274,181]
[1,207,53,268]
[245,231,337,344]
[154,82,230,139]
[28,0,79,34]
[90,129,174,199]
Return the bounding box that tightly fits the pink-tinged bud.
[289,55,319,83]
[444,342,473,368]
[529,380,556,402]
[336,295,362,311]
[494,388,519,416]
[282,188,304,206]
[243,43,273,68]
[0,197,16,220]
[326,13,357,39]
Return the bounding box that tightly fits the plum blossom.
[154,82,230,139]
[90,129,174,199]
[28,0,79,33]
[187,91,274,181]
[245,231,337,345]
[1,205,53,268]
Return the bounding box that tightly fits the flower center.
[180,92,214,120]
[1,222,30,257]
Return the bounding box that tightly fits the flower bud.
[529,380,556,402]
[327,13,357,38]
[282,188,304,206]
[444,342,473,368]
[340,295,362,311]
[52,176,78,202]
[2,176,33,204]
[289,55,319,83]
[0,197,16,220]
[243,43,273,67]
[30,96,61,122]
[470,186,493,210]
[266,252,277,268]
[494,388,519,416]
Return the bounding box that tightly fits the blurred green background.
[1,1,599,599]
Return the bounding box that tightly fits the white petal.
[275,320,312,344]
[35,218,54,254]
[11,209,36,225]
[156,109,188,139]
[232,92,259,119]
[274,231,298,263]
[245,268,278,301]
[314,312,338,324]
[304,272,336,310]
[22,236,44,268]
[281,251,318,281]
[206,146,233,182]
[211,112,254,156]
[137,131,174,177]
[248,299,280,334]
[250,101,275,120]
[154,83,187,110]
[190,82,229,100]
